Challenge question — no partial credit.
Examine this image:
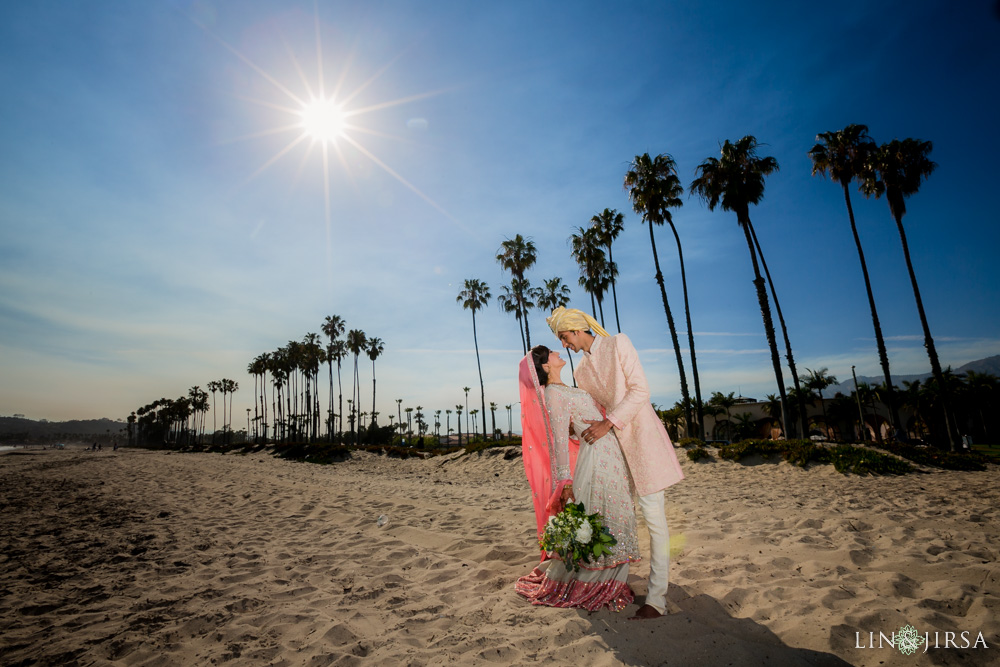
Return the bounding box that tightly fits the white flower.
[574,520,593,544]
[546,515,557,529]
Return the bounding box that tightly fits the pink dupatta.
[518,354,579,541]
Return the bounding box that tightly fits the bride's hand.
[561,483,575,504]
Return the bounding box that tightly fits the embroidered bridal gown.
[515,384,639,612]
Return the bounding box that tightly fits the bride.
[515,345,639,612]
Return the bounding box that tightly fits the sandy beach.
[1,446,997,666]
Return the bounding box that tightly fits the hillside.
[0,416,127,443]
[823,354,1000,397]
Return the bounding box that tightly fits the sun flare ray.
[340,134,464,230]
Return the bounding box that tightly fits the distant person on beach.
[515,344,639,612]
[546,307,684,620]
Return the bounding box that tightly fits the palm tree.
[346,329,367,445]
[301,333,323,441]
[701,403,724,439]
[690,137,788,437]
[745,222,808,438]
[531,276,577,387]
[415,406,424,444]
[810,125,902,433]
[457,278,491,442]
[965,371,999,441]
[207,380,220,443]
[624,152,696,436]
[505,404,512,438]
[497,279,534,354]
[220,378,238,444]
[861,137,955,450]
[591,208,625,332]
[246,356,269,443]
[569,225,612,325]
[327,340,347,440]
[455,405,463,446]
[463,386,471,440]
[322,315,346,439]
[709,391,737,441]
[496,235,538,353]
[188,385,208,444]
[732,412,758,441]
[445,409,452,442]
[800,367,838,439]
[489,402,498,440]
[367,337,385,428]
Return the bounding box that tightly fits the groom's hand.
[581,419,612,444]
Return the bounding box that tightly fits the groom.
[546,307,684,620]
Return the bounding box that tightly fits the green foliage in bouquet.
[539,502,617,573]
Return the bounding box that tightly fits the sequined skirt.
[515,561,634,612]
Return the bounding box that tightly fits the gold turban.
[546,307,610,338]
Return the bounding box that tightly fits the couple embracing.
[515,307,684,619]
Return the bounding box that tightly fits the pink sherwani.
[574,334,684,496]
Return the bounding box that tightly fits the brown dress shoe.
[628,604,663,620]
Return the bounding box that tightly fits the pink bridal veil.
[518,353,578,540]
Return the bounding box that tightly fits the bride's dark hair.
[530,345,551,385]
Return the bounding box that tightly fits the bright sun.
[198,11,456,231]
[300,98,345,143]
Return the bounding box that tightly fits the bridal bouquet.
[540,502,617,572]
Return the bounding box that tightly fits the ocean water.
[0,446,17,452]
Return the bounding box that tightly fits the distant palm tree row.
[468,125,955,448]
[245,316,385,445]
[128,380,236,447]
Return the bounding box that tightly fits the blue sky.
[1,1,998,430]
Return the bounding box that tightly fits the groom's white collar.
[584,335,605,356]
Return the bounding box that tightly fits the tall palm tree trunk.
[647,222,693,435]
[328,360,334,440]
[893,214,956,450]
[473,310,488,441]
[607,242,621,333]
[371,360,377,429]
[351,355,361,447]
[740,215,789,436]
[253,375,259,444]
[747,222,807,438]
[522,303,532,350]
[842,185,901,433]
[337,360,343,443]
[667,220,704,437]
